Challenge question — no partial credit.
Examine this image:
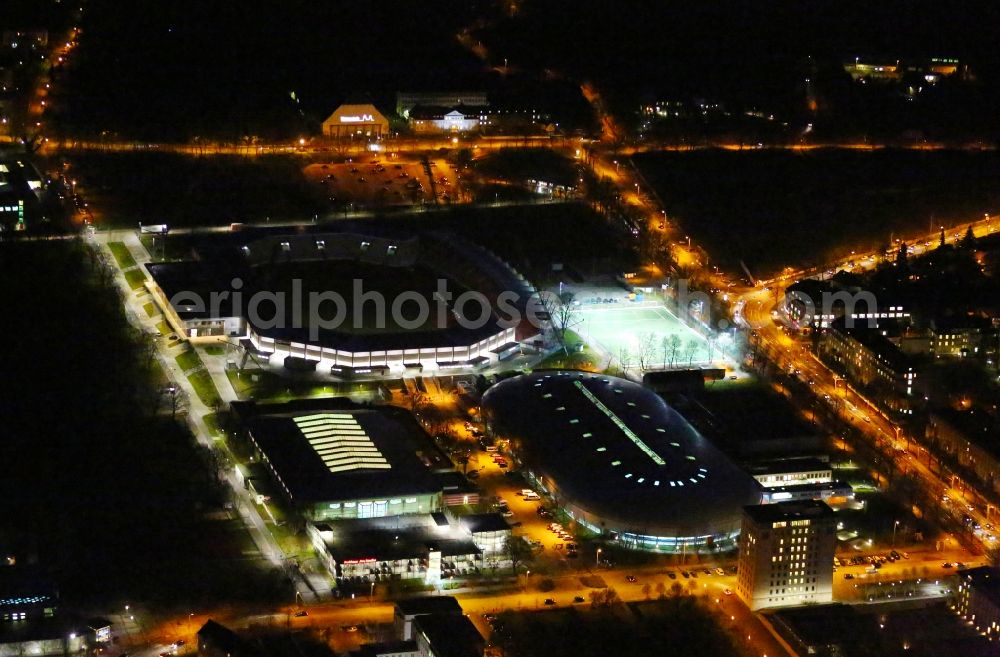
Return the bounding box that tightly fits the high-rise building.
[955,566,1000,640]
[737,500,836,611]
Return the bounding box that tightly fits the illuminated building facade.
[955,566,1000,641]
[322,103,389,138]
[737,500,836,611]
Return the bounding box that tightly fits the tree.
[536,577,556,592]
[684,338,700,366]
[669,582,684,597]
[636,332,657,371]
[538,291,581,355]
[961,225,977,250]
[614,346,634,377]
[667,334,682,367]
[705,334,718,364]
[655,581,667,599]
[641,583,652,599]
[503,536,533,575]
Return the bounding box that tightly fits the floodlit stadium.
[577,304,718,369]
[482,371,762,551]
[146,228,532,377]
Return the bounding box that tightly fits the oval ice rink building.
[482,371,762,551]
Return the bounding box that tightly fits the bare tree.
[667,334,682,368]
[636,332,657,371]
[614,346,634,377]
[706,334,718,363]
[685,338,700,367]
[538,291,581,354]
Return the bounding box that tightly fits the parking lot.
[303,157,460,207]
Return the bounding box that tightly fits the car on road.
[544,598,556,606]
[502,510,514,517]
[293,611,307,617]
[667,572,677,579]
[625,575,637,583]
[942,562,954,568]
[681,571,690,578]
[844,573,854,580]
[573,596,585,603]
[723,588,733,596]
[467,471,479,480]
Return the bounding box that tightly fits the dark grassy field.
[53,1,491,141]
[0,240,289,607]
[71,152,327,228]
[492,598,738,657]
[635,148,1000,276]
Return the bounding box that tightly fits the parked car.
[543,598,556,606]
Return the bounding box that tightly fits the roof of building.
[0,614,92,644]
[413,614,484,657]
[829,319,916,373]
[763,480,854,495]
[933,408,1000,459]
[197,620,243,651]
[742,499,836,524]
[322,103,389,126]
[238,400,449,504]
[86,617,112,630]
[395,596,463,617]
[350,640,418,657]
[744,457,832,477]
[315,519,481,563]
[767,604,870,654]
[960,566,1000,606]
[482,371,762,537]
[458,513,511,534]
[0,566,57,611]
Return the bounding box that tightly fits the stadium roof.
[144,229,526,351]
[242,402,449,504]
[482,371,762,537]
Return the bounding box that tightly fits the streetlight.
[892,520,900,547]
[596,547,602,567]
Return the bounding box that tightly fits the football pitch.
[577,304,716,369]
